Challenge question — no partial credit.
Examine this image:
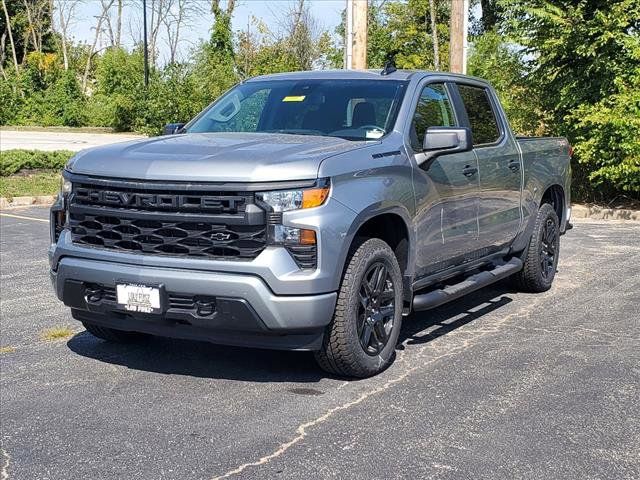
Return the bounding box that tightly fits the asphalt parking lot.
[1,206,639,480]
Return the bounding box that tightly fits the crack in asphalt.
[210,297,544,479]
[1,446,10,480]
[210,255,637,479]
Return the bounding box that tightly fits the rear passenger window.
[457,85,501,145]
[410,83,455,151]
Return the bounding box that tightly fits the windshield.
[186,79,408,141]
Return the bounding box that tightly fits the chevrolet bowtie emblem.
[210,232,232,241]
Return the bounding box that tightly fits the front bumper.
[51,257,337,350]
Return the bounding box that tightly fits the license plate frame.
[116,283,163,314]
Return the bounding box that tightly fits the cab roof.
[247,69,488,84]
[248,69,419,82]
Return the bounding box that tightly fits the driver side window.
[410,83,455,151]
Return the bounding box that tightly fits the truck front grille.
[69,180,266,261]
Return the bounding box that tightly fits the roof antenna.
[381,50,399,76]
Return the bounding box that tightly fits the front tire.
[513,203,560,292]
[315,238,403,378]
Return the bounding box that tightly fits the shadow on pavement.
[400,281,515,347]
[67,281,517,382]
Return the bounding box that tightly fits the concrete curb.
[0,195,57,209]
[571,204,640,221]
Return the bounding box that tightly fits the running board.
[412,257,523,311]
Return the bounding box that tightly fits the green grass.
[0,170,60,199]
[40,326,75,341]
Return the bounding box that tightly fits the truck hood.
[67,132,369,183]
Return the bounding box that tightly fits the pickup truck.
[49,69,571,377]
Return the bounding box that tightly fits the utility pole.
[449,0,469,74]
[345,0,353,69]
[142,0,149,87]
[352,0,367,69]
[344,0,367,69]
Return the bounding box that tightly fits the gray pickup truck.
[49,70,571,377]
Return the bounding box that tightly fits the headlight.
[60,177,72,197]
[53,176,71,243]
[256,180,328,264]
[256,180,330,212]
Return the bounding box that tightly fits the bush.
[0,150,75,176]
[0,76,24,125]
[569,73,640,200]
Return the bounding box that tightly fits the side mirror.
[162,123,186,135]
[417,126,473,167]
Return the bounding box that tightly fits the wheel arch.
[541,184,565,225]
[339,206,415,302]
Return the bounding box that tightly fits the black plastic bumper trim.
[71,308,324,351]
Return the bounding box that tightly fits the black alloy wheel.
[540,217,558,281]
[357,262,396,355]
[513,202,561,292]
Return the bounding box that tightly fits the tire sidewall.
[532,204,560,289]
[343,239,403,373]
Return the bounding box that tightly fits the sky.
[64,0,346,64]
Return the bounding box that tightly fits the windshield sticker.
[282,95,306,102]
[365,129,385,139]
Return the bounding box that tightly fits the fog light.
[195,298,216,317]
[300,229,316,245]
[85,286,102,303]
[271,225,316,245]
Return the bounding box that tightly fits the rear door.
[454,83,522,252]
[408,81,480,279]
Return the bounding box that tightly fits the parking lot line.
[0,213,49,223]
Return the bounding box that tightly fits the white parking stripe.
[0,213,49,223]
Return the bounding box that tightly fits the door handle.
[508,160,521,172]
[462,165,478,177]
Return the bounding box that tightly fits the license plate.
[116,284,161,313]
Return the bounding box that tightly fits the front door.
[409,82,480,280]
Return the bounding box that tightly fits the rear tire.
[315,238,403,378]
[82,322,147,343]
[513,203,560,292]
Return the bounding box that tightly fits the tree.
[467,31,545,135]
[1,0,55,69]
[54,0,77,70]
[428,0,439,70]
[478,0,502,33]
[503,0,640,198]
[362,0,450,70]
[82,0,114,93]
[163,0,201,65]
[1,0,19,74]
